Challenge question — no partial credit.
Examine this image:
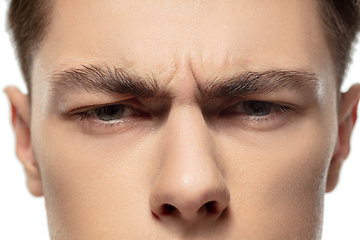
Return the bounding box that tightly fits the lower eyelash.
[241,115,269,122]
[236,105,294,124]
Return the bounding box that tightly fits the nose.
[149,106,230,224]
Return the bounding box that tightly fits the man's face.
[29,0,340,238]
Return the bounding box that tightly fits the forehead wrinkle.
[200,69,321,101]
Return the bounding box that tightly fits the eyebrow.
[51,64,165,99]
[201,70,320,102]
[51,65,320,102]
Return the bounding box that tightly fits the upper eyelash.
[222,100,294,115]
[271,104,293,114]
[77,109,99,121]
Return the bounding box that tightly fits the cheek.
[31,118,157,237]
[220,116,337,238]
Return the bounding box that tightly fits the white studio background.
[0,2,359,240]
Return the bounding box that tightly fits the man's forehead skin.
[33,0,334,86]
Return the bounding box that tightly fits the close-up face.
[5,0,360,239]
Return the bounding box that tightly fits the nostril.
[161,204,178,215]
[205,201,218,214]
[158,201,225,218]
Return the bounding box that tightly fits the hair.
[319,0,360,88]
[6,0,360,94]
[7,0,53,93]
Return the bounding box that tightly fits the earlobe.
[326,84,360,193]
[5,87,43,197]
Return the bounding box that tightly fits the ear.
[326,84,360,193]
[5,86,43,197]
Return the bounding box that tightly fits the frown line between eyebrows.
[201,70,320,101]
[50,64,166,100]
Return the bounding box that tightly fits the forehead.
[34,0,334,87]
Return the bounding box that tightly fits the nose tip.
[149,174,230,223]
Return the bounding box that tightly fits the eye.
[222,100,291,117]
[74,103,139,122]
[241,101,275,116]
[218,100,296,130]
[65,102,151,134]
[93,105,126,121]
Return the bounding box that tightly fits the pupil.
[95,105,124,121]
[244,101,272,116]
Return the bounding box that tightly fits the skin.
[5,0,360,239]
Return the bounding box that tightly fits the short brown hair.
[7,0,360,94]
[319,0,360,88]
[7,0,53,93]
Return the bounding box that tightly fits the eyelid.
[213,100,302,131]
[67,102,130,116]
[222,99,292,112]
[218,99,301,125]
[64,102,143,126]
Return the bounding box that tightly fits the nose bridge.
[166,105,212,162]
[162,105,220,186]
[149,105,230,223]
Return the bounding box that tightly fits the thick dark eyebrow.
[51,66,319,103]
[201,70,320,101]
[51,65,165,99]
